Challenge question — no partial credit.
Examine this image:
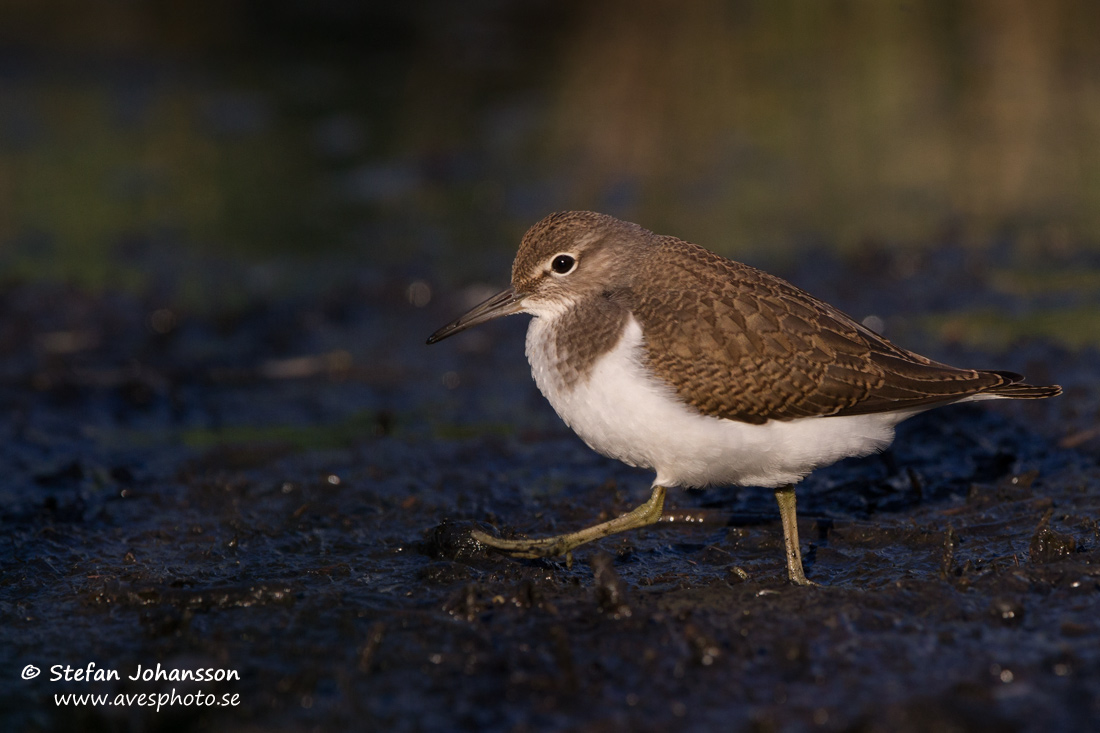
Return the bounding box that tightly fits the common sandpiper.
[427,211,1061,585]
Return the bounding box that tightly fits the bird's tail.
[982,371,1062,399]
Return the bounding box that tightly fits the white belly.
[526,314,918,489]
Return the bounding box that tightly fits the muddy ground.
[1,242,1099,733]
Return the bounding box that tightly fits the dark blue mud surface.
[1,246,1099,733]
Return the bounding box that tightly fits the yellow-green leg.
[775,485,814,586]
[471,484,667,559]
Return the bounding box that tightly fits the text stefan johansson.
[51,663,239,683]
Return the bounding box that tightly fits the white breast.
[526,314,921,489]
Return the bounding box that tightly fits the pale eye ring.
[550,254,576,275]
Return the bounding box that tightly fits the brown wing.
[630,238,1054,425]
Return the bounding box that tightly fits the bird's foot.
[472,484,668,560]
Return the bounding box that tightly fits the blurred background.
[6,5,1100,730]
[1,0,1099,345]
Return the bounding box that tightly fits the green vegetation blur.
[2,0,1098,292]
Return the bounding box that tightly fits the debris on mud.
[1,239,1098,732]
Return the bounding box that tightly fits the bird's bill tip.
[426,286,524,344]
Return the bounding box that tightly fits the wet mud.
[1,245,1099,732]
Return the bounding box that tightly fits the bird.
[426,211,1061,584]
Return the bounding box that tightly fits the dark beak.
[426,286,526,344]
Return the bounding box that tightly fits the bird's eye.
[550,254,576,275]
